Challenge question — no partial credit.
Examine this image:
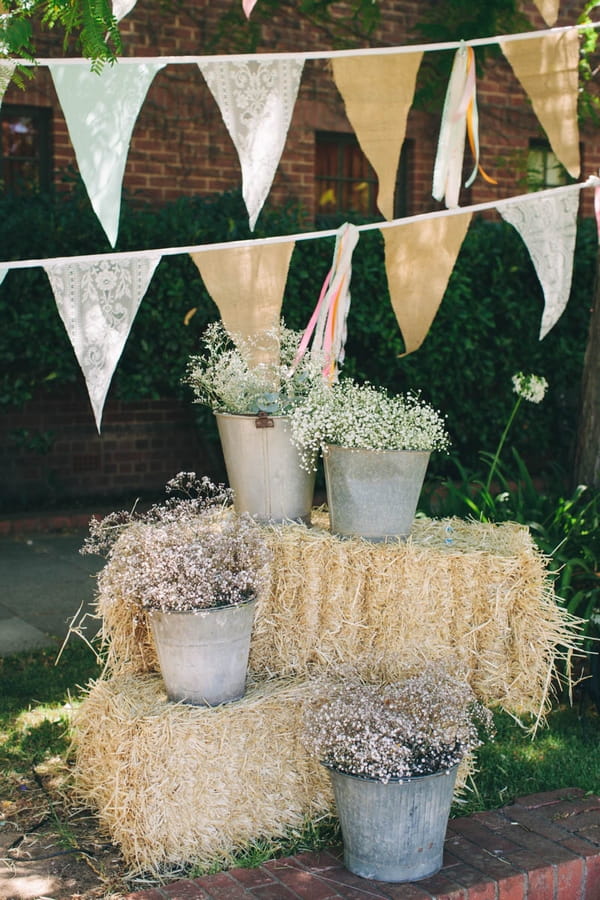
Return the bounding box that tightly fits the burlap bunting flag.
[383,213,472,355]
[190,241,295,366]
[500,30,580,179]
[532,0,559,26]
[332,52,423,221]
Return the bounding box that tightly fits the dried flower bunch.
[289,379,450,472]
[185,320,323,415]
[82,473,271,612]
[302,664,494,783]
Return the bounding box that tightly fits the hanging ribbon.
[433,44,495,208]
[292,222,360,383]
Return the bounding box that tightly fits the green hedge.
[0,180,594,475]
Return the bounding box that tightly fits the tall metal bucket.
[323,445,430,541]
[215,412,315,524]
[148,598,256,706]
[328,765,458,883]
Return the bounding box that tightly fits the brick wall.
[0,379,224,510]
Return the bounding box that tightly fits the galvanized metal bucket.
[323,445,430,541]
[148,598,256,706]
[328,765,458,883]
[215,412,315,524]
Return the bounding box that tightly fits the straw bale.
[95,514,581,717]
[71,673,332,873]
[72,671,473,873]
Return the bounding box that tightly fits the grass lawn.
[1,642,600,889]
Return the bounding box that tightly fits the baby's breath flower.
[511,372,548,405]
[82,473,271,612]
[185,321,323,415]
[289,380,450,472]
[302,664,494,783]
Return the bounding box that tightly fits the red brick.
[227,866,276,888]
[556,857,584,899]
[497,874,527,900]
[251,884,311,899]
[445,834,525,883]
[191,872,248,899]
[293,850,344,871]
[162,881,210,899]
[527,864,556,900]
[272,865,341,899]
[415,869,467,899]
[513,788,585,810]
[584,853,600,895]
[122,891,167,900]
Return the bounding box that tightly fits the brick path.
[124,788,600,900]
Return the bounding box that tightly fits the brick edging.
[123,788,600,899]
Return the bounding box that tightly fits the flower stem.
[485,396,522,494]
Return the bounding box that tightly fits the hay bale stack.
[71,674,332,873]
[96,515,579,717]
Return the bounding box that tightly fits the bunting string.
[8,20,600,67]
[1,177,597,273]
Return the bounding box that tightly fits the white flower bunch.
[185,321,323,415]
[289,379,450,472]
[511,372,548,405]
[82,473,271,612]
[302,664,494,783]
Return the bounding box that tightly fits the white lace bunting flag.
[44,256,160,431]
[112,0,138,21]
[199,59,304,230]
[49,62,166,247]
[498,191,579,339]
[382,212,472,355]
[0,61,16,102]
[332,52,423,221]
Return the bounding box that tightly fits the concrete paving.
[0,529,103,657]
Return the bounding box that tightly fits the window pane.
[1,106,51,193]
[315,132,378,219]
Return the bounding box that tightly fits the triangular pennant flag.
[533,0,559,26]
[45,256,160,431]
[332,52,423,221]
[49,62,165,247]
[0,266,8,287]
[112,0,138,21]
[242,0,258,17]
[0,60,15,101]
[501,31,580,179]
[199,59,304,231]
[383,212,472,355]
[190,241,295,366]
[498,190,579,339]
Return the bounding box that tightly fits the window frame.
[1,104,53,193]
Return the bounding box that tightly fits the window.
[315,131,409,224]
[315,132,377,221]
[527,140,570,191]
[1,105,52,193]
